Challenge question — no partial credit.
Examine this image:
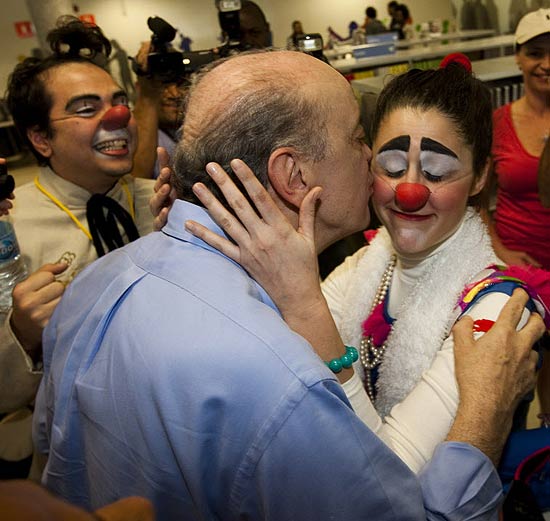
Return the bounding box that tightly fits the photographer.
[131,1,272,179]
[238,0,271,48]
[130,40,186,179]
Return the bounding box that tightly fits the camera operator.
[131,41,186,179]
[238,0,271,49]
[132,1,272,179]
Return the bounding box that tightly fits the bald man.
[35,50,542,520]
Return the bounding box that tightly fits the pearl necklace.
[360,254,397,402]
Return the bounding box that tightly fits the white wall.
[1,0,456,93]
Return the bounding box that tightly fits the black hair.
[371,63,493,206]
[395,4,410,19]
[241,0,268,26]
[366,7,378,19]
[5,16,111,165]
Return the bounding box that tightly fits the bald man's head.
[173,50,349,207]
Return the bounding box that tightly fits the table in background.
[329,34,515,75]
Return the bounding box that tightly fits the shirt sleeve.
[420,442,502,521]
[0,309,42,414]
[236,379,502,520]
[321,247,366,327]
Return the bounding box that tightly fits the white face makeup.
[372,107,485,259]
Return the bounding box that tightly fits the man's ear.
[267,148,309,207]
[27,127,53,158]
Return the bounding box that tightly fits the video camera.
[295,33,329,64]
[140,0,245,84]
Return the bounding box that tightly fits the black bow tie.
[86,194,140,257]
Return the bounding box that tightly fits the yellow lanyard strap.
[33,176,135,242]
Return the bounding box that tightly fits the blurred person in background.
[486,8,550,415]
[286,20,305,50]
[362,7,387,35]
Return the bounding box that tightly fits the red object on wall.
[79,14,96,25]
[14,21,34,38]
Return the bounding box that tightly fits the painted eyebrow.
[64,90,128,111]
[420,137,458,159]
[64,94,100,111]
[378,135,410,153]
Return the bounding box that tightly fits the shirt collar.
[37,166,128,207]
[163,200,278,312]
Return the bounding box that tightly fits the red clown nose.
[395,183,431,212]
[100,105,131,131]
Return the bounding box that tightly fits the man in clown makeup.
[0,18,156,478]
[173,54,549,478]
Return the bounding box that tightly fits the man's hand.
[447,289,544,465]
[186,160,323,316]
[150,147,176,230]
[10,263,68,359]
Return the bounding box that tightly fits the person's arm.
[186,160,355,383]
[130,42,164,179]
[365,290,533,472]
[448,289,542,466]
[242,375,503,520]
[539,130,550,206]
[0,263,67,413]
[322,262,537,472]
[481,208,542,267]
[10,263,67,360]
[0,312,43,413]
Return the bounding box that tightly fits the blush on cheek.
[429,178,472,210]
[372,176,395,206]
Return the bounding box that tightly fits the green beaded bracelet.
[325,346,358,373]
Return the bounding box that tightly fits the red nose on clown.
[100,105,131,130]
[394,183,431,212]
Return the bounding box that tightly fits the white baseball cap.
[515,8,550,45]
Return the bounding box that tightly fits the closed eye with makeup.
[373,135,470,188]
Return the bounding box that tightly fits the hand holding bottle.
[10,263,68,360]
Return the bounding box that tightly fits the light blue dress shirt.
[34,200,503,520]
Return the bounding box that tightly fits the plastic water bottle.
[0,215,28,312]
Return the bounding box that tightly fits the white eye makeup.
[419,151,462,183]
[375,150,408,178]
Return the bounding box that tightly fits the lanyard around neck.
[33,176,135,242]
